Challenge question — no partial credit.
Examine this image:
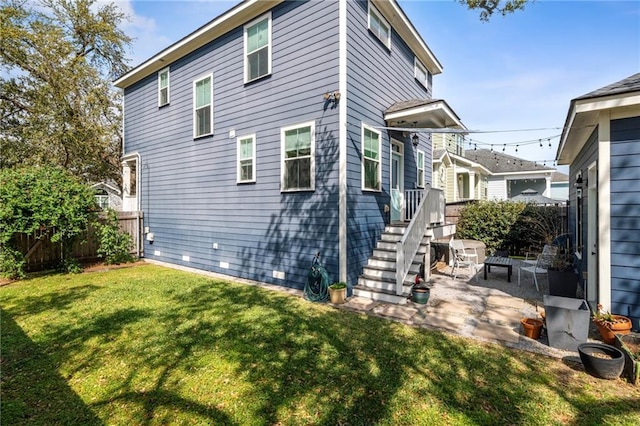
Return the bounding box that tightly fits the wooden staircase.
[353,224,432,305]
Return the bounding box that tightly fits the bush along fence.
[455,201,568,256]
[10,211,143,273]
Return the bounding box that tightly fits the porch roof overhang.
[384,99,466,130]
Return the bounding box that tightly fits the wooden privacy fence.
[12,211,143,273]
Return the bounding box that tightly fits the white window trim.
[414,58,429,89]
[193,73,213,138]
[158,67,170,107]
[361,123,382,192]
[237,134,256,184]
[368,2,390,49]
[244,12,272,84]
[280,121,316,192]
[417,149,425,188]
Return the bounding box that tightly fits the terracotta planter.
[594,315,632,344]
[329,287,347,304]
[521,317,543,340]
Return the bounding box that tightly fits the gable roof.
[114,0,442,89]
[467,149,554,174]
[557,72,640,164]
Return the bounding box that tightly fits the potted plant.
[328,281,347,304]
[547,246,579,298]
[592,304,633,344]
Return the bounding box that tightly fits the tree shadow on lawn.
[4,272,639,424]
[1,308,103,425]
[98,280,640,424]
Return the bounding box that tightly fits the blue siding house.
[114,0,461,304]
[556,72,640,330]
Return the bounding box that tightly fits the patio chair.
[450,239,479,281]
[523,244,557,267]
[518,251,554,292]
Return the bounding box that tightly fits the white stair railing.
[395,187,444,295]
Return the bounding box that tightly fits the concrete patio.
[338,260,580,359]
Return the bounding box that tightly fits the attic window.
[368,2,390,49]
[244,13,272,83]
[158,67,170,107]
[414,58,431,90]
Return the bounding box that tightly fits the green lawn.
[1,264,639,425]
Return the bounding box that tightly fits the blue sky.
[120,0,640,168]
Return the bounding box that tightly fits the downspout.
[338,0,348,283]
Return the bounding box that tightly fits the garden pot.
[411,287,430,304]
[329,287,347,304]
[547,269,579,298]
[521,317,543,340]
[577,342,625,380]
[614,333,640,385]
[594,315,632,344]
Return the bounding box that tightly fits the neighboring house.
[432,138,557,202]
[550,171,569,201]
[556,72,640,329]
[91,182,122,211]
[114,0,462,303]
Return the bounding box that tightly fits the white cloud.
[111,0,172,67]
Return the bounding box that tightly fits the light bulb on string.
[516,145,519,153]
[502,144,506,151]
[491,144,493,152]
[548,139,552,148]
[539,139,542,147]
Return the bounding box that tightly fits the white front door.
[391,141,404,222]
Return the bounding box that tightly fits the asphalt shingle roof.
[465,149,554,173]
[575,72,640,101]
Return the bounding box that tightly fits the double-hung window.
[282,122,315,191]
[362,125,381,191]
[193,74,213,138]
[158,67,170,106]
[368,2,390,49]
[414,58,431,90]
[237,134,256,183]
[244,13,272,83]
[417,150,425,188]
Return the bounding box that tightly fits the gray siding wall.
[610,116,640,326]
[123,0,341,288]
[569,127,598,295]
[344,0,434,284]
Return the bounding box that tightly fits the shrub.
[456,201,564,256]
[0,166,97,278]
[455,200,526,254]
[96,209,134,265]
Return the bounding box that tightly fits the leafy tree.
[0,166,98,278]
[0,0,131,184]
[459,0,530,21]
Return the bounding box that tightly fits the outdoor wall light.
[323,91,341,103]
[575,175,583,188]
[412,133,419,147]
